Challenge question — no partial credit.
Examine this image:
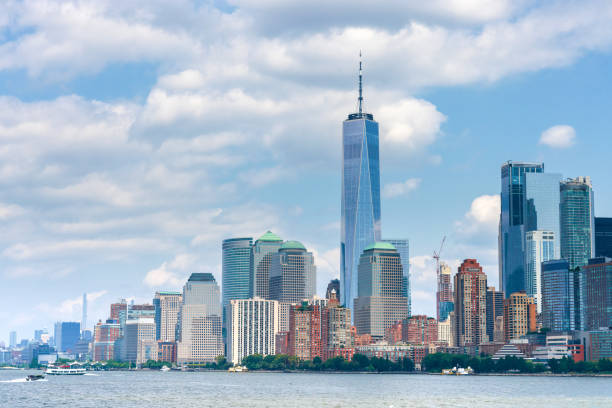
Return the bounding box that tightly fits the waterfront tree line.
[241,354,415,372]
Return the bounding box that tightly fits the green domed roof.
[280,240,306,250]
[257,230,283,242]
[364,242,396,251]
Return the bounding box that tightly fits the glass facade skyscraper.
[341,62,381,311]
[525,230,555,313]
[382,239,410,316]
[541,259,574,331]
[560,177,595,269]
[595,217,612,258]
[499,161,544,297]
[524,172,561,256]
[252,231,283,299]
[222,237,254,308]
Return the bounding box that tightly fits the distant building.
[252,231,283,299]
[355,343,429,366]
[589,329,612,361]
[403,315,438,345]
[321,290,353,360]
[326,279,340,301]
[222,237,254,309]
[454,259,488,346]
[595,217,612,258]
[110,300,128,325]
[581,257,612,330]
[437,262,454,323]
[227,298,279,365]
[486,287,504,343]
[154,291,182,342]
[54,322,80,353]
[124,317,157,364]
[354,242,408,339]
[382,239,411,316]
[288,302,321,360]
[158,342,176,363]
[493,316,505,343]
[437,315,455,347]
[93,319,121,361]
[9,331,16,348]
[127,304,155,320]
[525,230,555,313]
[177,273,223,364]
[504,292,536,342]
[560,177,595,269]
[541,259,575,331]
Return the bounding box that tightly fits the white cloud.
[0,203,25,220]
[383,178,422,198]
[455,194,500,238]
[539,125,576,148]
[144,254,197,288]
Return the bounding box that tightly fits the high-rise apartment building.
[354,243,408,338]
[486,287,504,343]
[503,292,536,342]
[541,259,574,331]
[110,300,128,325]
[153,291,182,342]
[560,177,595,269]
[252,231,283,299]
[54,322,80,353]
[177,273,223,364]
[595,217,612,258]
[382,239,411,316]
[341,59,381,311]
[581,257,612,331]
[499,161,545,298]
[454,259,488,347]
[437,262,454,322]
[525,230,555,313]
[269,241,316,305]
[321,290,353,360]
[402,315,438,345]
[437,316,455,347]
[124,317,157,364]
[93,319,121,361]
[227,298,279,365]
[222,237,253,307]
[288,302,322,361]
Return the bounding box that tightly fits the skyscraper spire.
[358,51,363,115]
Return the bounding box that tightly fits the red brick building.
[93,319,121,361]
[403,315,438,345]
[288,302,321,360]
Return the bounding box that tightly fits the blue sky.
[1,0,612,344]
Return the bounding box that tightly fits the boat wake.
[84,373,99,376]
[0,378,48,383]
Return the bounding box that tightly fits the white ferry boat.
[46,366,86,375]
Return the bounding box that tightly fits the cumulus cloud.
[383,178,422,198]
[539,125,576,148]
[144,254,198,288]
[454,194,500,238]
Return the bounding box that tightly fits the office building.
[227,298,279,365]
[321,290,353,360]
[158,342,176,363]
[454,259,488,347]
[499,161,545,298]
[486,287,504,343]
[354,243,408,338]
[124,317,157,364]
[504,292,537,342]
[222,237,254,308]
[341,59,381,311]
[437,262,454,323]
[177,273,223,364]
[54,322,80,353]
[403,315,438,345]
[382,239,411,316]
[81,293,87,332]
[153,291,182,342]
[128,304,156,320]
[560,177,595,269]
[288,302,322,360]
[541,259,575,331]
[523,172,562,255]
[525,230,555,313]
[326,279,341,300]
[437,316,455,347]
[9,331,16,348]
[582,257,612,331]
[110,300,128,328]
[269,241,316,304]
[93,319,121,361]
[252,231,284,299]
[595,217,612,258]
[589,329,612,361]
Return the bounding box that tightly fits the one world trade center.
[341,57,381,311]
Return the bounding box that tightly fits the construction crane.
[433,236,446,321]
[433,236,446,278]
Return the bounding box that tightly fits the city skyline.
[4,1,612,344]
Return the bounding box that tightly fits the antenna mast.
[358,51,363,115]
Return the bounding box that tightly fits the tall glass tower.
[382,239,410,316]
[560,177,595,269]
[222,237,254,308]
[341,57,381,311]
[499,161,544,297]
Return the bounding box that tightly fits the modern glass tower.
[541,259,574,331]
[341,58,381,311]
[560,177,595,269]
[595,217,612,258]
[252,231,283,299]
[222,237,254,308]
[499,161,544,297]
[525,230,555,313]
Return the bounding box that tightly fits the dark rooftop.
[188,273,216,282]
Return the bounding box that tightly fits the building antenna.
[358,50,363,115]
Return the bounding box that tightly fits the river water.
[1,369,611,407]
